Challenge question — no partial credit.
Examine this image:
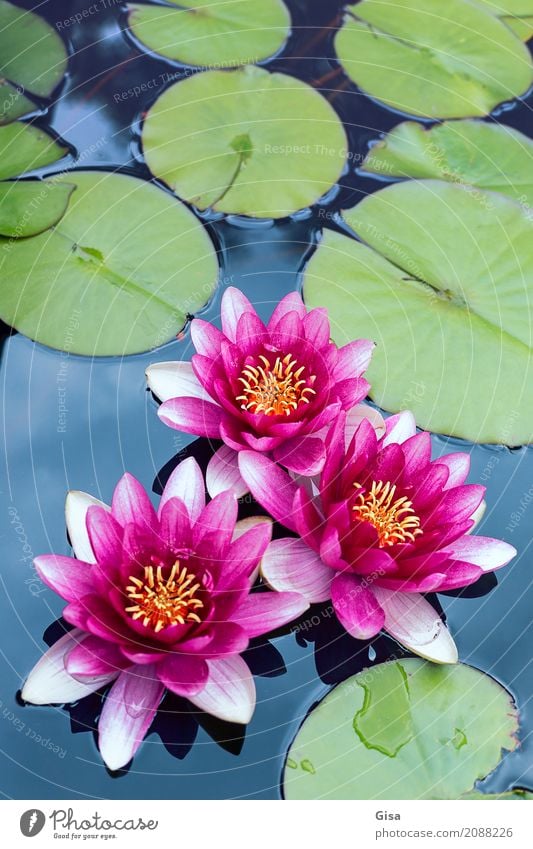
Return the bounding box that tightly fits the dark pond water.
[1,0,532,800]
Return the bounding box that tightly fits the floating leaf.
[0,170,218,356]
[0,0,68,123]
[0,122,68,180]
[0,80,38,125]
[472,0,533,39]
[0,180,75,237]
[128,0,290,68]
[362,120,533,207]
[303,180,533,445]
[335,0,533,118]
[284,660,519,800]
[142,64,347,218]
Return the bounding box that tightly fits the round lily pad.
[0,0,68,124]
[473,0,533,39]
[0,170,218,356]
[0,180,75,237]
[0,123,68,180]
[335,0,533,118]
[127,0,290,68]
[284,660,519,800]
[303,180,533,446]
[362,120,533,207]
[142,64,348,218]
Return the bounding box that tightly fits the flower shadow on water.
[37,619,286,774]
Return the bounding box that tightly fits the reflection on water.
[0,0,531,799]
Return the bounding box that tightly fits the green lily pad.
[0,80,39,125]
[362,120,533,207]
[0,122,68,180]
[0,170,218,356]
[0,0,68,124]
[303,180,533,445]
[142,64,348,218]
[473,0,533,39]
[127,0,290,68]
[0,180,75,237]
[335,0,533,118]
[284,660,519,800]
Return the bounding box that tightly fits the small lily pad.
[0,170,218,356]
[303,180,533,445]
[362,120,533,207]
[0,180,75,237]
[142,64,348,218]
[472,0,533,39]
[335,0,533,118]
[0,122,68,180]
[128,0,290,68]
[284,660,519,799]
[0,0,68,123]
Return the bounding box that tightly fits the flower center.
[125,562,204,633]
[352,480,423,548]
[236,353,316,416]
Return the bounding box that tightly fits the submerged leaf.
[0,170,218,356]
[142,65,347,218]
[284,660,519,799]
[335,0,533,118]
[303,180,533,445]
[127,0,290,67]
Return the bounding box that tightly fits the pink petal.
[303,307,330,349]
[206,444,248,498]
[331,573,385,639]
[334,339,375,380]
[145,360,211,403]
[65,635,127,678]
[238,451,298,532]
[190,318,225,357]
[383,411,417,446]
[158,396,223,438]
[34,555,94,602]
[373,586,458,664]
[232,591,309,638]
[65,490,110,563]
[156,654,208,696]
[442,536,516,571]
[21,630,117,705]
[111,473,157,529]
[436,452,471,489]
[159,456,205,522]
[188,655,255,724]
[261,538,334,603]
[86,506,123,568]
[220,287,255,342]
[345,404,386,447]
[98,665,164,770]
[272,435,326,476]
[194,490,238,558]
[268,291,306,328]
[221,521,272,587]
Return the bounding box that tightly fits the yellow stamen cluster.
[352,480,423,548]
[236,353,316,416]
[125,562,203,633]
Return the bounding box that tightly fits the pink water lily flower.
[146,287,374,495]
[239,411,516,664]
[21,459,308,770]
